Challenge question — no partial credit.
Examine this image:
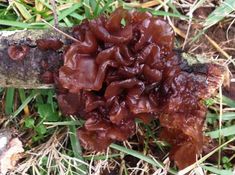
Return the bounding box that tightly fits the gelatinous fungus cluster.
[55,8,226,169]
[56,8,225,169]
[7,8,225,169]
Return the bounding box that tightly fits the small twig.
[41,19,78,42]
[226,18,235,40]
[218,86,223,168]
[167,17,186,39]
[50,0,59,28]
[205,34,232,59]
[140,0,161,8]
[173,25,186,39]
[125,0,160,8]
[182,16,192,49]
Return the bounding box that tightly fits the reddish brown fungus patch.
[41,71,54,84]
[36,39,63,51]
[35,8,225,169]
[7,45,29,61]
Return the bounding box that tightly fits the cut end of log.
[0,130,24,175]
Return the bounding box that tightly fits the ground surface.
[0,0,235,174]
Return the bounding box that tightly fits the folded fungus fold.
[30,8,225,169]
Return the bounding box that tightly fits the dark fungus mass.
[29,8,225,169]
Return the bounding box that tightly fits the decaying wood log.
[0,29,228,89]
[0,29,71,88]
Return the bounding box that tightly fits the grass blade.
[206,125,235,139]
[44,120,84,126]
[93,0,102,17]
[52,3,82,23]
[222,95,235,108]
[14,1,32,20]
[147,9,189,19]
[5,87,15,115]
[99,0,113,15]
[84,153,120,161]
[202,165,233,175]
[203,0,235,29]
[0,19,30,28]
[83,0,92,19]
[0,19,44,28]
[207,112,235,121]
[10,91,38,121]
[69,124,88,174]
[70,12,84,21]
[110,143,177,175]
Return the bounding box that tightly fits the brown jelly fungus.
[36,39,63,51]
[8,45,29,61]
[55,7,225,169]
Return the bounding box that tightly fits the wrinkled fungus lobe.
[51,8,224,169]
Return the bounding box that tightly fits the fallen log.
[0,29,70,88]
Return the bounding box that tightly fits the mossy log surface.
[0,29,71,88]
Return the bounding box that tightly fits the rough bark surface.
[0,29,70,88]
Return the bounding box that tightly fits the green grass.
[9,90,38,121]
[207,112,235,121]
[69,123,88,174]
[110,143,177,175]
[190,0,235,43]
[0,0,235,174]
[207,125,235,139]
[202,165,233,175]
[203,0,235,29]
[4,87,15,115]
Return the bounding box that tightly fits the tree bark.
[0,29,70,88]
